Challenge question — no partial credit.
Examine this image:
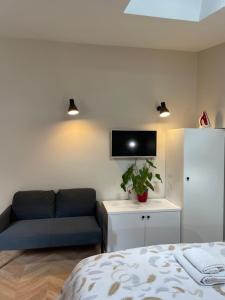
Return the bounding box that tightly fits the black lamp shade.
[68,99,79,116]
[157,101,170,118]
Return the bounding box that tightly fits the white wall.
[197,42,225,128]
[197,42,225,238]
[0,39,197,211]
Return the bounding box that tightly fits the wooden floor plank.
[0,245,99,300]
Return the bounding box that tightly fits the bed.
[58,242,225,300]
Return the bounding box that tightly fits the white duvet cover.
[59,242,225,300]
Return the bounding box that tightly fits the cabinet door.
[107,213,145,252]
[183,129,224,243]
[145,212,180,246]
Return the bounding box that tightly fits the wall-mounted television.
[111,130,157,158]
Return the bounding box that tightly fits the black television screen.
[111,130,157,158]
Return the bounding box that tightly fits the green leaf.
[155,173,163,183]
[146,159,156,168]
[146,180,154,191]
[148,172,153,182]
[120,164,135,191]
[120,183,126,192]
[121,165,134,184]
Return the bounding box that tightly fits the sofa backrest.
[12,191,55,220]
[55,188,96,218]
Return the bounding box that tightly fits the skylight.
[124,0,225,22]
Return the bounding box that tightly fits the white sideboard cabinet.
[102,199,181,252]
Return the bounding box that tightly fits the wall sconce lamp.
[67,99,79,116]
[157,101,170,118]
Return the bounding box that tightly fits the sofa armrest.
[96,201,104,229]
[0,205,12,233]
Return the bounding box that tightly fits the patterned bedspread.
[58,242,225,300]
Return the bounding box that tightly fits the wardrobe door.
[183,129,224,243]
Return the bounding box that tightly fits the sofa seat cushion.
[0,217,101,250]
[49,217,102,247]
[55,188,96,218]
[12,191,55,220]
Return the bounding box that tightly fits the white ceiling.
[0,0,225,51]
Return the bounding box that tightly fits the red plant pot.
[137,191,148,202]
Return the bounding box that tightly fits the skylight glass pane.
[124,0,225,22]
[200,0,225,20]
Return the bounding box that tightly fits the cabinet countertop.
[102,199,181,214]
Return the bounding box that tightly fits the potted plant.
[120,160,162,202]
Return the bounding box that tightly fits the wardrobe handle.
[147,216,150,220]
[142,216,145,220]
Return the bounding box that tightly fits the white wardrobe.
[166,128,224,243]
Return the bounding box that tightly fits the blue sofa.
[0,189,103,251]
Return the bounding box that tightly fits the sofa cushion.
[0,217,101,250]
[12,191,55,220]
[49,216,101,247]
[55,188,96,218]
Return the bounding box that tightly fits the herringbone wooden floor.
[0,246,99,300]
